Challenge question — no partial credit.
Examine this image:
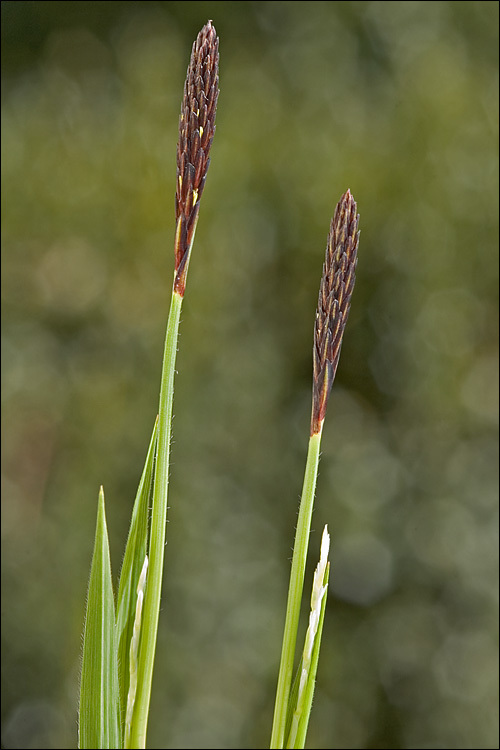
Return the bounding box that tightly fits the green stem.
[128,288,183,749]
[270,428,323,749]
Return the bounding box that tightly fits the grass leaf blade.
[293,560,330,748]
[285,527,331,749]
[116,417,158,732]
[79,487,121,749]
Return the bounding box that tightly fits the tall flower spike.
[174,20,219,296]
[311,189,359,436]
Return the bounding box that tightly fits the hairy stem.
[127,289,183,749]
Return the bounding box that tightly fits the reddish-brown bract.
[174,21,219,296]
[311,190,359,435]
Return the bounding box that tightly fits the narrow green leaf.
[124,555,149,749]
[296,563,329,747]
[292,561,329,748]
[79,487,122,750]
[285,527,331,749]
[284,654,303,745]
[116,417,158,730]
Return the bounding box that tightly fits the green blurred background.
[1,2,498,748]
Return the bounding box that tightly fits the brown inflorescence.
[311,190,359,435]
[174,21,219,296]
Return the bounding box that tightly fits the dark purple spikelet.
[174,20,219,296]
[311,190,359,436]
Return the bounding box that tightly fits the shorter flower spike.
[174,20,219,296]
[311,190,359,436]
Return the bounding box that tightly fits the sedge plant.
[78,18,360,750]
[270,190,359,749]
[79,21,219,750]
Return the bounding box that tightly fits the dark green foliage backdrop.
[2,2,498,748]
